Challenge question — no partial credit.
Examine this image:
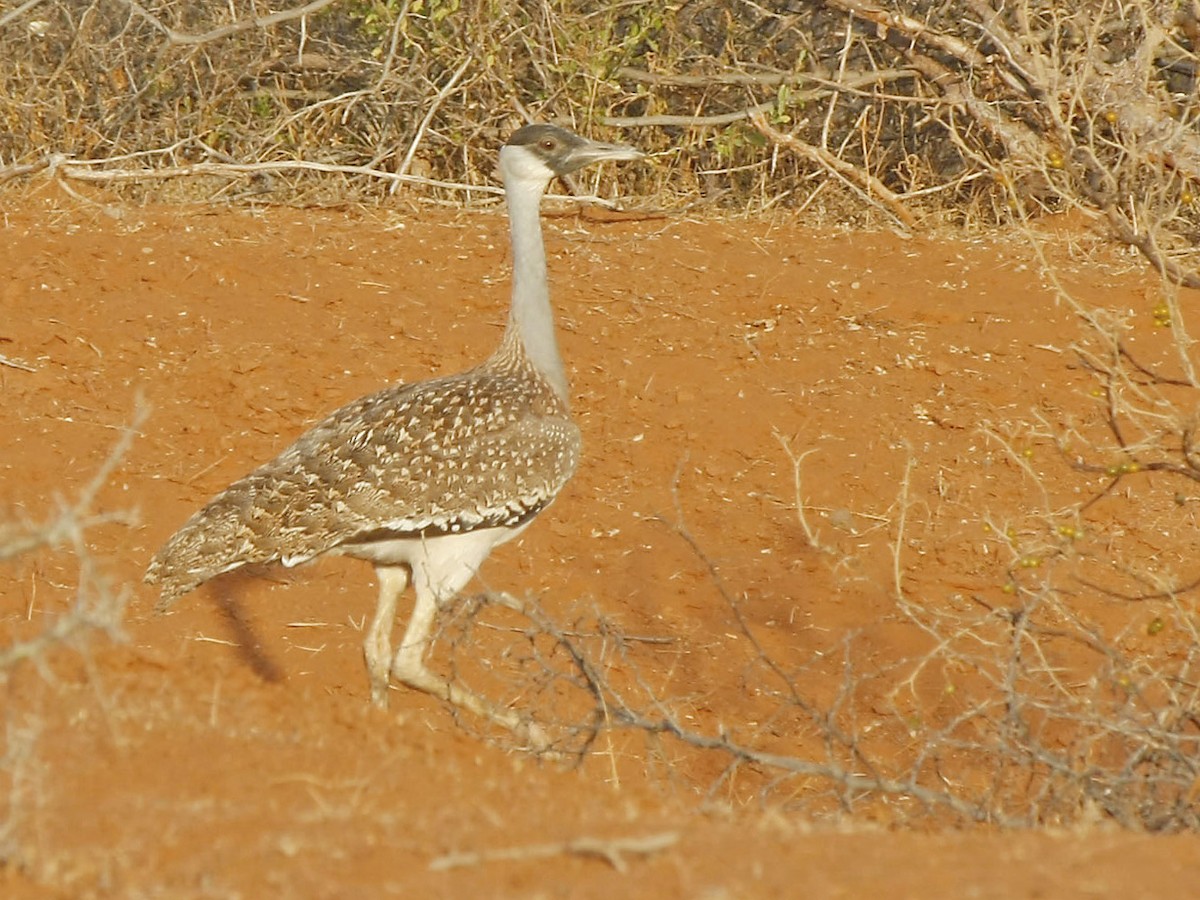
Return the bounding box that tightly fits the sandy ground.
[2,192,1200,897]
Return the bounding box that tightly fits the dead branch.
[0,159,49,186]
[0,603,121,672]
[428,831,679,873]
[604,65,928,128]
[0,400,146,564]
[0,0,46,30]
[750,112,917,229]
[120,0,339,47]
[509,596,1008,823]
[2,155,638,211]
[616,65,917,91]
[395,56,473,182]
[602,103,779,129]
[819,0,1005,84]
[1,402,145,674]
[1101,207,1200,289]
[0,354,37,372]
[47,156,499,195]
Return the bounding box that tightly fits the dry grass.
[0,0,1195,266]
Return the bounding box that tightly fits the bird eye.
[540,139,555,150]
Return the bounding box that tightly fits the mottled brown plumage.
[145,333,578,605]
[144,124,641,746]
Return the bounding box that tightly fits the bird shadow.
[201,570,285,684]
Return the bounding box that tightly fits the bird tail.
[143,490,267,611]
[144,527,246,611]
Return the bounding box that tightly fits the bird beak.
[563,138,644,173]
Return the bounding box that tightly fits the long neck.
[500,175,569,403]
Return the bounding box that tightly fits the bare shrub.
[0,0,1192,262]
[0,409,142,867]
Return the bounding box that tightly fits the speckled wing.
[144,367,580,607]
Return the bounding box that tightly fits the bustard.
[145,124,642,744]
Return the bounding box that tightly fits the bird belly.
[334,522,532,569]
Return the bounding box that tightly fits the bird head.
[499,124,642,188]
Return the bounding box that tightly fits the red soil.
[2,194,1198,896]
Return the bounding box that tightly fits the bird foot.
[390,659,554,750]
[369,682,391,709]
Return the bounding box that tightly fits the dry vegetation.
[0,408,141,865]
[3,0,1200,866]
[2,0,1199,249]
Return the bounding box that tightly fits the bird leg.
[389,579,549,751]
[364,565,408,707]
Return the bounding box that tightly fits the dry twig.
[429,831,679,873]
